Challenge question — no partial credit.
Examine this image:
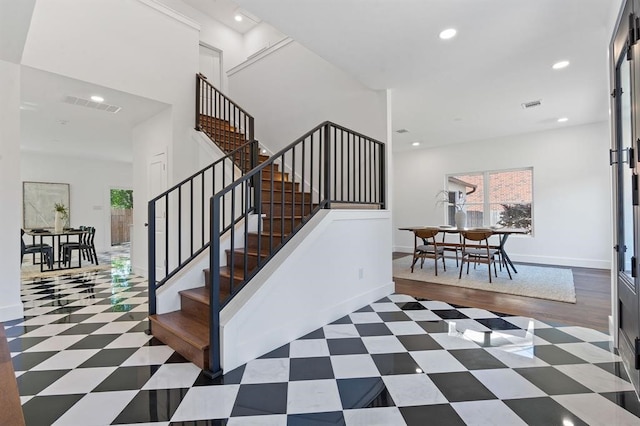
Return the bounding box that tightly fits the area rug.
[21,264,111,280]
[393,256,577,303]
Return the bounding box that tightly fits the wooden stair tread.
[149,311,209,350]
[181,286,231,302]
[228,247,272,257]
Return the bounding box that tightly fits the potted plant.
[436,190,467,228]
[53,202,69,233]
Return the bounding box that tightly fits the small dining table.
[25,228,87,271]
[399,226,530,273]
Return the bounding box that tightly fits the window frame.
[445,167,534,235]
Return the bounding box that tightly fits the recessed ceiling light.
[557,117,569,123]
[412,142,420,147]
[552,60,570,70]
[234,14,243,22]
[90,95,104,102]
[439,28,457,40]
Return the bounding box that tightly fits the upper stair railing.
[206,121,386,375]
[196,73,254,156]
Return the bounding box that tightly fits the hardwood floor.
[0,324,25,426]
[393,253,612,332]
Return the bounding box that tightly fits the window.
[446,168,533,231]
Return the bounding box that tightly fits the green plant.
[111,189,133,209]
[54,202,69,220]
[498,203,531,230]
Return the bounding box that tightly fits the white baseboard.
[392,246,610,270]
[609,315,616,346]
[132,266,148,278]
[0,303,24,322]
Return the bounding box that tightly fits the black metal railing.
[196,73,254,158]
[147,140,258,316]
[206,121,385,375]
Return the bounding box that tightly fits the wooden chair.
[459,229,512,283]
[411,228,446,276]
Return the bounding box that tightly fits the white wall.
[243,22,287,58]
[229,40,388,152]
[156,0,245,92]
[0,60,24,321]
[132,108,173,276]
[393,121,612,269]
[221,209,394,371]
[20,152,133,252]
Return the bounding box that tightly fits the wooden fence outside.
[111,208,132,245]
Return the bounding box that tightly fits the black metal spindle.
[165,196,169,278]
[190,180,194,256]
[178,187,182,264]
[323,123,331,206]
[201,172,205,247]
[301,140,306,214]
[230,188,236,293]
[148,201,157,316]
[208,196,222,378]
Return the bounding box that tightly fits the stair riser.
[149,317,209,370]
[260,170,289,181]
[260,203,315,216]
[246,233,286,251]
[225,252,263,271]
[262,218,303,233]
[181,294,209,319]
[261,191,311,203]
[260,181,300,191]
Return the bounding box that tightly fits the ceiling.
[181,0,260,34]
[228,0,622,150]
[20,67,168,162]
[19,0,624,160]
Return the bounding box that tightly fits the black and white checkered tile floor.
[7,248,640,425]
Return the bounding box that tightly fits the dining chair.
[459,229,512,283]
[441,232,462,266]
[63,227,98,266]
[20,229,53,269]
[411,228,446,275]
[59,226,86,262]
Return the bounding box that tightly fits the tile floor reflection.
[6,246,640,425]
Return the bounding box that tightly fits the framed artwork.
[23,181,70,229]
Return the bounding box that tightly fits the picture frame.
[23,181,70,229]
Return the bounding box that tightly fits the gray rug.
[393,256,577,303]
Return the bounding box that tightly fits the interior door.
[199,43,222,89]
[148,152,167,280]
[612,0,640,394]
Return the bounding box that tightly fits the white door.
[199,43,222,89]
[148,152,167,281]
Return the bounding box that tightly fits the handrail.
[147,138,258,316]
[206,121,386,376]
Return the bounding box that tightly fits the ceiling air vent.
[63,96,122,113]
[521,99,542,109]
[396,129,409,134]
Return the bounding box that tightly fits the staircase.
[149,114,315,370]
[147,74,385,375]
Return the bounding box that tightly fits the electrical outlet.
[358,268,364,279]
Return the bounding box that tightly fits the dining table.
[398,226,530,273]
[25,228,87,271]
